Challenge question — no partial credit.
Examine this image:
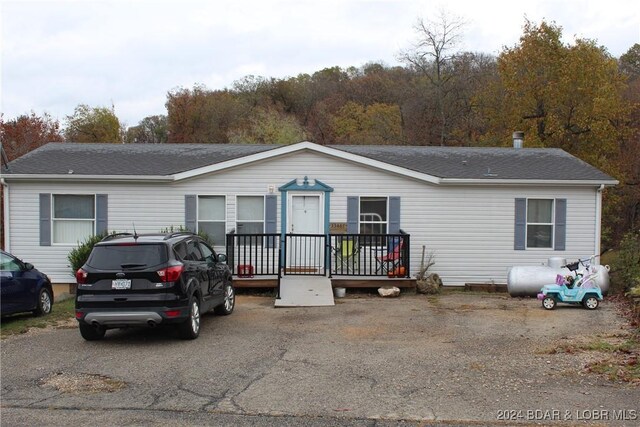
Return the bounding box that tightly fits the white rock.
[378,286,401,297]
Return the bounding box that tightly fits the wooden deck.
[233,277,416,289]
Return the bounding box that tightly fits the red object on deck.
[238,264,254,278]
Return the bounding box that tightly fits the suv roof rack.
[163,231,196,240]
[101,232,135,242]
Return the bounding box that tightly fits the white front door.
[291,195,320,234]
[288,194,323,270]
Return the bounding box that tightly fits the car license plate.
[112,279,131,290]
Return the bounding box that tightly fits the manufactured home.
[1,140,617,299]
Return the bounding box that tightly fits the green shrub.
[613,230,640,291]
[67,233,108,276]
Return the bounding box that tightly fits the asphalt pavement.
[1,293,638,426]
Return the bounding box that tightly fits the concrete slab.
[275,276,335,307]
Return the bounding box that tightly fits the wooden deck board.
[233,277,416,289]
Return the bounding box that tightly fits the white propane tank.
[547,257,566,269]
[507,263,610,297]
[507,266,566,297]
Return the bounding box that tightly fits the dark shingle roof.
[1,142,615,182]
[334,145,615,181]
[1,143,277,176]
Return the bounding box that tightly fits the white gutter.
[1,178,9,251]
[439,178,619,186]
[595,184,605,260]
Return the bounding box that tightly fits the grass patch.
[1,298,76,339]
[586,357,640,384]
[539,333,640,385]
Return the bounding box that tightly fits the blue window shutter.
[514,198,526,250]
[96,194,108,235]
[265,194,277,248]
[346,196,358,234]
[185,195,197,232]
[39,193,51,246]
[554,198,567,251]
[388,196,401,234]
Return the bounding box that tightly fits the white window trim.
[51,194,96,246]
[196,195,227,243]
[235,195,266,234]
[359,196,389,234]
[525,198,555,249]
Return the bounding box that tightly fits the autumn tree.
[331,102,404,145]
[0,112,64,161]
[615,44,640,233]
[447,52,498,145]
[485,21,629,167]
[64,104,122,143]
[125,115,168,144]
[399,12,466,145]
[166,85,248,143]
[227,106,307,145]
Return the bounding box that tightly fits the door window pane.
[0,253,21,271]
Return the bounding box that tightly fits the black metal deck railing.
[328,233,410,278]
[225,233,281,277]
[225,232,410,279]
[225,232,410,300]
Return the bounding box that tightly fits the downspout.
[595,184,605,261]
[1,178,9,251]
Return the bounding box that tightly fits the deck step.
[275,276,335,307]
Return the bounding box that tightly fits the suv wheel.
[215,283,235,315]
[178,295,201,340]
[33,288,52,316]
[79,323,106,341]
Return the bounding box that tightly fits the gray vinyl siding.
[7,150,599,284]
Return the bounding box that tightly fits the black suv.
[75,232,234,341]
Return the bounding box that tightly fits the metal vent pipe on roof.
[513,131,524,149]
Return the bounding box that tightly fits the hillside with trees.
[1,19,638,246]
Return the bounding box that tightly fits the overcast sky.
[1,0,638,128]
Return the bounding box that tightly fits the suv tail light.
[76,268,88,284]
[158,265,184,282]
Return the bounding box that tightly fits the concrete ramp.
[275,276,335,307]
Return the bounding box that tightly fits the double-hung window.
[237,196,264,234]
[526,199,554,248]
[53,195,95,244]
[197,196,226,245]
[359,197,387,234]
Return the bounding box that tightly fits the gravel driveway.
[1,292,638,425]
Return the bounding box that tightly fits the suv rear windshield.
[87,244,169,270]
